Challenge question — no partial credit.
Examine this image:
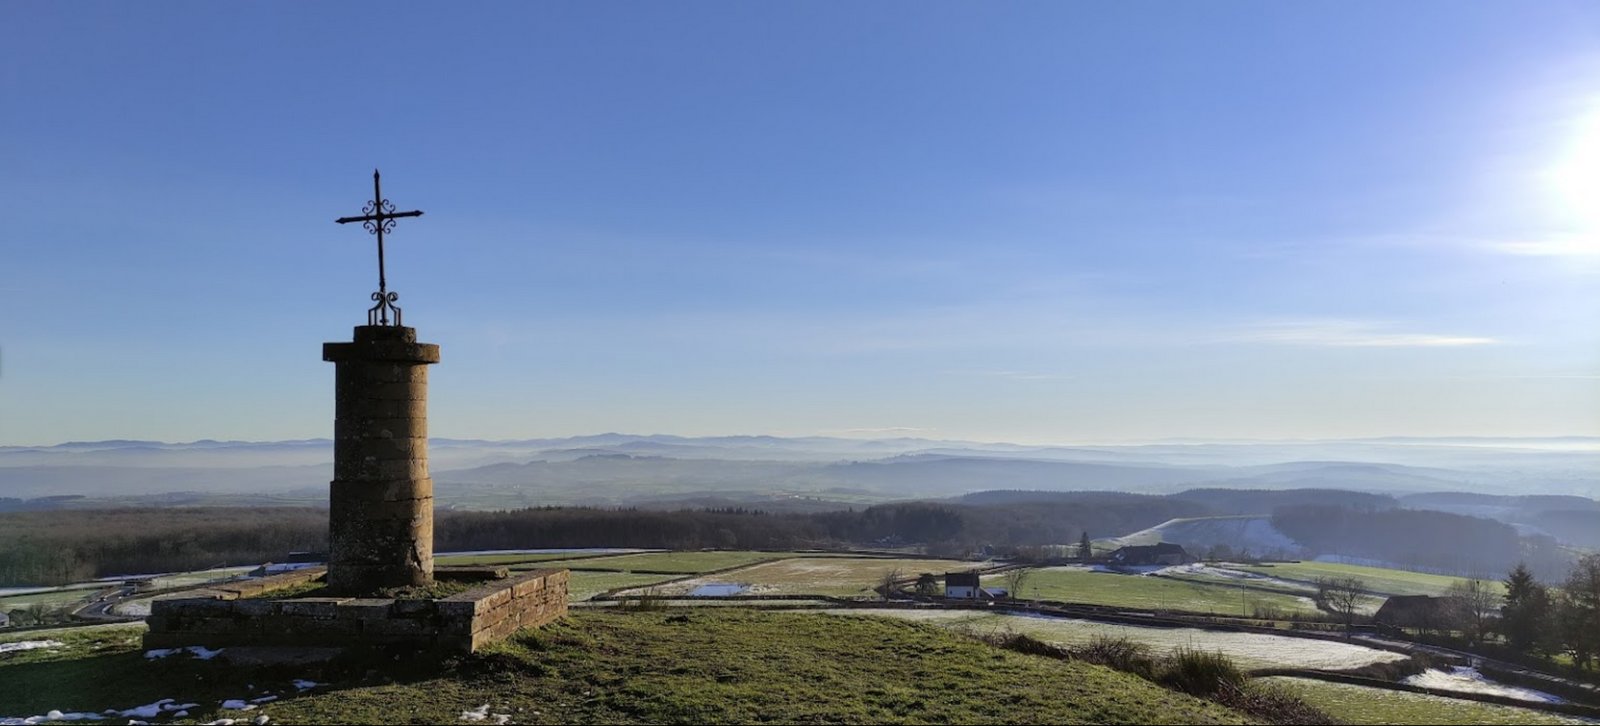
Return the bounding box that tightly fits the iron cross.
[336,169,423,326]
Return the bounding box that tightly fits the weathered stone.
[232,599,279,618]
[279,598,351,618]
[152,597,234,617]
[338,598,395,619]
[391,599,435,616]
[435,566,509,582]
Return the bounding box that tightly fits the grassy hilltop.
[0,611,1249,725]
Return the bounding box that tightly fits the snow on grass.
[144,645,223,660]
[1,698,201,725]
[459,704,511,724]
[1405,667,1567,703]
[0,641,62,655]
[831,609,1408,670]
[291,679,321,691]
[1262,676,1590,725]
[220,699,258,711]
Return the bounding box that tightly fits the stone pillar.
[322,325,440,595]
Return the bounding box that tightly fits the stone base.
[142,568,568,654]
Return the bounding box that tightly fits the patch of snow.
[253,717,271,726]
[202,720,237,726]
[1404,667,1567,703]
[143,646,223,660]
[4,698,207,725]
[0,710,105,724]
[291,679,321,691]
[219,701,257,711]
[458,705,511,724]
[0,640,63,654]
[249,696,277,704]
[117,698,174,718]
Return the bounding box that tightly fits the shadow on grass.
[0,645,465,722]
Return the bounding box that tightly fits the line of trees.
[0,499,1193,586]
[1497,555,1600,671]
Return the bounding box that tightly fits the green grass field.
[992,567,1322,617]
[0,587,104,612]
[1158,570,1385,614]
[1237,562,1503,597]
[1259,677,1586,725]
[0,612,1251,724]
[642,557,985,598]
[531,550,795,574]
[435,551,631,567]
[566,572,684,601]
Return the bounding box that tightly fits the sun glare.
[1547,101,1600,230]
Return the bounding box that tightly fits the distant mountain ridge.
[0,434,1594,504]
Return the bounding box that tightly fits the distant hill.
[1,434,1594,506]
[1101,515,1303,557]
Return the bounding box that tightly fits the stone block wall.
[142,568,568,654]
[322,324,440,594]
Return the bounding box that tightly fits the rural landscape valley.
[4,434,1600,724]
[7,2,1600,724]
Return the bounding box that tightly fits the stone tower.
[323,324,440,594]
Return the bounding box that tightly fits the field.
[1237,561,1501,597]
[992,566,1323,617]
[0,612,1252,725]
[566,572,684,601]
[1155,564,1386,614]
[635,558,985,598]
[434,550,643,567]
[834,610,1407,671]
[0,586,107,612]
[1259,677,1588,725]
[530,550,809,574]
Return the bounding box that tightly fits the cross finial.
[335,169,424,326]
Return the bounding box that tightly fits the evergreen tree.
[1559,554,1600,671]
[1501,562,1552,653]
[1077,531,1092,559]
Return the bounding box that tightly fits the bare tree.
[1445,578,1498,645]
[1315,576,1366,632]
[878,567,904,601]
[1002,567,1032,600]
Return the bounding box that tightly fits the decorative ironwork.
[335,170,423,326]
[370,291,402,327]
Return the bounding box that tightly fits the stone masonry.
[322,325,440,594]
[144,568,569,654]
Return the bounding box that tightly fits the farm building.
[1108,543,1190,566]
[943,572,1007,599]
[1373,594,1457,634]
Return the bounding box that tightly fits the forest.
[0,492,1585,587]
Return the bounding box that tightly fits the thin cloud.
[838,427,936,434]
[1231,320,1498,348]
[949,369,1064,381]
[1481,235,1600,258]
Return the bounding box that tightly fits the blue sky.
[3,1,1598,445]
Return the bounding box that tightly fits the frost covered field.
[830,609,1408,670]
[1404,667,1568,703]
[1261,677,1590,725]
